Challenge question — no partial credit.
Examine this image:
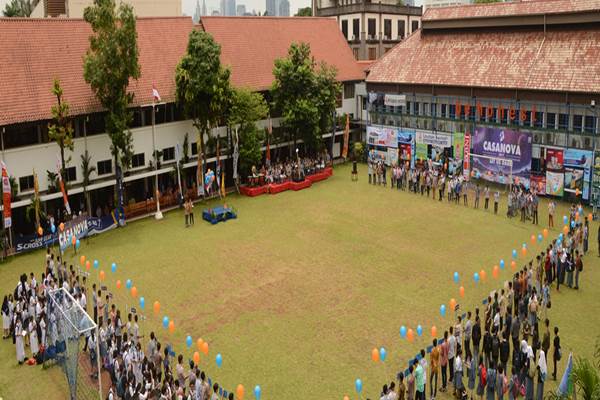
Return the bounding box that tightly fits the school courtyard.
[0,163,598,400]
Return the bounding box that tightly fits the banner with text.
[367,126,397,148]
[416,131,452,148]
[564,148,592,199]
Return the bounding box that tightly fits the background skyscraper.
[265,0,277,16]
[278,0,289,16]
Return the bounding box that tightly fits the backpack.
[481,365,487,386]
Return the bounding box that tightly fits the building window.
[383,19,392,39]
[523,110,531,126]
[132,153,145,168]
[441,104,447,118]
[414,102,420,115]
[558,113,569,130]
[367,18,376,39]
[344,83,355,99]
[97,160,112,175]
[19,175,34,191]
[191,142,198,155]
[368,47,377,60]
[341,20,348,40]
[352,18,360,40]
[449,104,456,119]
[534,111,544,128]
[397,20,405,39]
[422,103,429,116]
[65,167,76,182]
[163,147,175,161]
[573,115,583,132]
[546,112,556,129]
[584,115,595,134]
[411,20,419,33]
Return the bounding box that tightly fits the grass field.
[1,163,599,400]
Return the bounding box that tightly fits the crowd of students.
[370,213,591,400]
[1,248,235,400]
[248,154,330,186]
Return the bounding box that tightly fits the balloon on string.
[355,379,363,394]
[499,259,505,269]
[563,215,568,225]
[407,329,414,342]
[193,351,200,365]
[521,247,527,257]
[59,222,65,232]
[254,385,261,400]
[126,279,132,289]
[453,272,459,283]
[131,286,138,298]
[480,270,487,282]
[216,353,223,367]
[93,259,99,269]
[201,341,209,355]
[431,326,437,338]
[75,239,81,249]
[575,211,580,221]
[111,263,117,273]
[473,272,480,284]
[588,213,593,221]
[236,385,245,400]
[538,234,543,242]
[416,325,423,337]
[449,298,457,311]
[168,320,175,333]
[99,270,105,281]
[116,280,122,289]
[512,249,517,259]
[459,286,465,298]
[153,301,160,315]
[139,297,145,309]
[51,224,56,234]
[379,347,386,362]
[80,255,86,266]
[559,233,564,241]
[440,304,447,317]
[162,316,169,328]
[197,338,204,351]
[72,236,76,246]
[492,265,499,279]
[86,260,91,270]
[344,396,349,400]
[371,348,379,362]
[400,325,407,338]
[186,335,193,348]
[510,260,516,270]
[530,235,535,244]
[543,228,549,238]
[571,220,576,228]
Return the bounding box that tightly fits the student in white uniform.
[15,317,25,364]
[29,318,39,357]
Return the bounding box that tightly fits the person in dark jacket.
[500,331,510,375]
[483,329,493,367]
[472,315,482,368]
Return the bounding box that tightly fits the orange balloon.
[407,329,414,342]
[431,326,437,338]
[459,286,465,298]
[201,341,209,355]
[168,320,175,333]
[510,260,516,270]
[116,280,122,289]
[575,211,580,221]
[72,235,77,245]
[153,301,160,315]
[80,255,86,266]
[449,298,457,311]
[543,228,548,238]
[85,260,91,270]
[131,286,138,298]
[193,351,200,365]
[197,338,204,351]
[37,226,43,236]
[492,265,499,279]
[237,384,245,400]
[99,270,105,281]
[521,247,527,256]
[588,213,593,221]
[371,348,380,362]
[480,269,487,282]
[530,235,535,244]
[343,396,349,400]
[59,222,65,232]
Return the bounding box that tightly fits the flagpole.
[175,143,182,206]
[152,102,163,220]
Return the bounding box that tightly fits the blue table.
[202,206,237,224]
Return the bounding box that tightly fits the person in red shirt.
[440,331,449,392]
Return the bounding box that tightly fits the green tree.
[294,6,311,16]
[48,78,74,186]
[83,0,140,206]
[2,0,36,17]
[175,30,231,190]
[314,63,341,150]
[228,88,268,178]
[80,151,96,216]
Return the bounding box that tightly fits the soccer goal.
[45,288,101,400]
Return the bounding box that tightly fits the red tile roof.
[200,16,365,91]
[0,17,193,126]
[423,0,600,21]
[366,27,600,94]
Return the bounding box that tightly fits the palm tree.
[80,151,96,217]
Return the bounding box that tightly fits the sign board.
[384,94,406,107]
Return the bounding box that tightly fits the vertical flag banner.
[56,156,71,215]
[175,143,182,201]
[233,128,239,183]
[216,138,221,191]
[463,132,471,179]
[266,117,272,166]
[342,114,350,159]
[558,352,573,397]
[197,133,204,197]
[221,171,226,198]
[33,169,40,228]
[1,162,12,228]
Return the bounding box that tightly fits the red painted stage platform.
[240,167,333,197]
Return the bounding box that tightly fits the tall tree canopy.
[2,0,36,17]
[294,7,312,16]
[271,42,340,154]
[83,0,140,172]
[48,78,74,185]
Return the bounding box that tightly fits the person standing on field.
[494,191,500,214]
[548,200,555,228]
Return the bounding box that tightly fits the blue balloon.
[51,224,56,233]
[563,215,568,225]
[93,259,99,269]
[186,335,193,348]
[453,272,459,283]
[512,249,517,259]
[126,279,132,289]
[379,347,387,362]
[355,379,363,394]
[499,259,505,269]
[440,304,446,317]
[111,263,117,273]
[400,325,407,338]
[538,234,543,242]
[473,272,480,283]
[75,239,80,249]
[216,353,223,367]
[139,297,145,309]
[416,325,423,337]
[162,316,169,328]
[571,220,575,228]
[254,385,261,400]
[559,233,564,241]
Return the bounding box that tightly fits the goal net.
[45,287,100,400]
